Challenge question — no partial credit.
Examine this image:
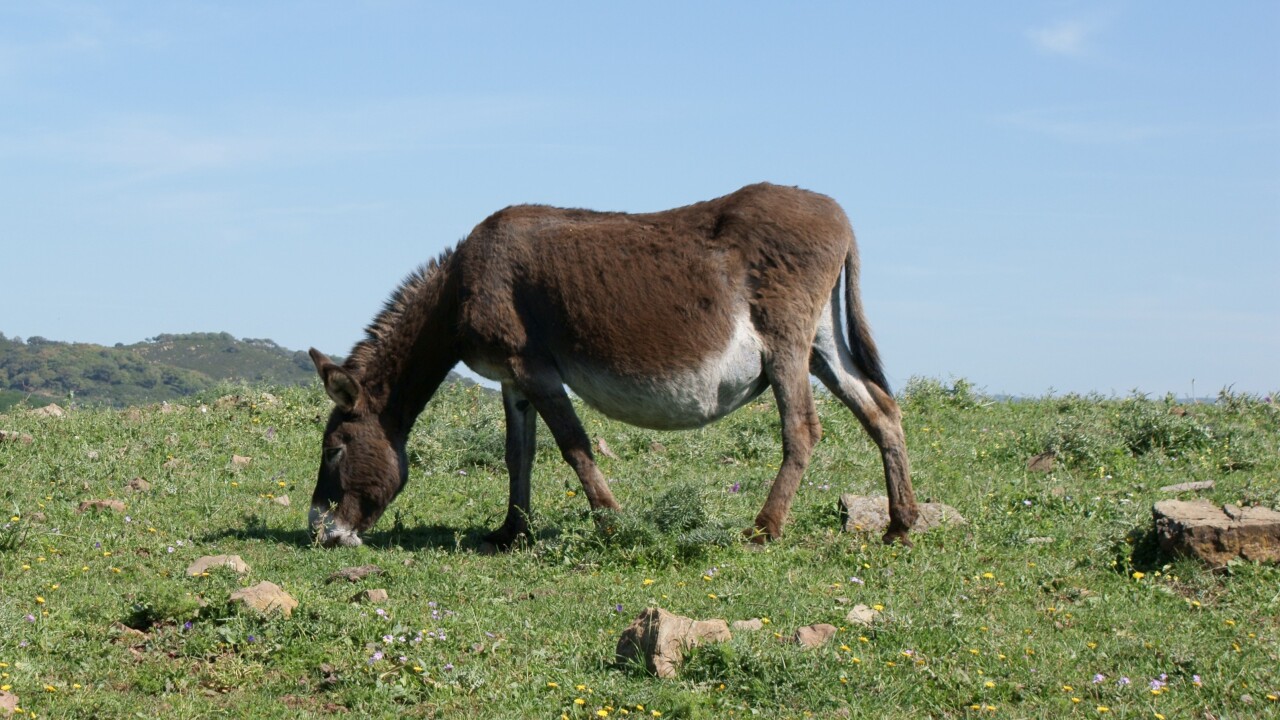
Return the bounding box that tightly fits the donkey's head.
[308,348,408,548]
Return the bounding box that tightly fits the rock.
[230,581,298,617]
[1153,500,1280,566]
[273,495,292,507]
[732,618,764,632]
[649,441,666,454]
[0,430,35,445]
[1026,450,1056,473]
[1025,537,1056,545]
[615,607,732,678]
[793,623,838,648]
[350,588,389,604]
[596,437,619,460]
[187,554,250,576]
[163,458,183,470]
[838,495,967,534]
[231,455,253,468]
[31,403,64,418]
[845,604,880,627]
[1159,480,1215,493]
[0,689,19,715]
[86,450,99,460]
[77,499,126,514]
[326,565,384,584]
[126,477,152,493]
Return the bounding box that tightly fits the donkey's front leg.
[484,384,538,548]
[519,376,620,516]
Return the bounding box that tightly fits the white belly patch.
[560,313,767,430]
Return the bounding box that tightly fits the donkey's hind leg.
[750,347,823,542]
[810,302,918,545]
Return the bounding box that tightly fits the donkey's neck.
[346,253,461,434]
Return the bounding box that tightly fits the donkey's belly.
[560,316,768,430]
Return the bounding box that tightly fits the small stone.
[350,588,389,604]
[792,623,838,648]
[0,689,19,714]
[1026,450,1056,473]
[87,450,100,461]
[616,607,732,678]
[845,604,879,627]
[126,477,152,493]
[273,495,291,507]
[732,618,764,632]
[1025,537,1056,545]
[596,437,619,460]
[31,403,64,418]
[326,565,384,583]
[1154,499,1280,566]
[1160,480,1215,493]
[230,581,298,617]
[0,430,35,445]
[649,441,667,454]
[187,554,250,576]
[838,495,966,534]
[231,455,253,468]
[77,499,126,514]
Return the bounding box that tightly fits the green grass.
[1,379,1277,718]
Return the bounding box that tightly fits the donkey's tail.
[844,242,892,395]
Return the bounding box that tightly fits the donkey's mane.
[345,247,455,375]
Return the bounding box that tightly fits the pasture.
[1,380,1277,718]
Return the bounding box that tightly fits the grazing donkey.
[308,183,918,548]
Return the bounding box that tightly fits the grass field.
[1,379,1277,718]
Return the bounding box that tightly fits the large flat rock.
[838,494,966,534]
[615,607,731,678]
[1153,500,1280,566]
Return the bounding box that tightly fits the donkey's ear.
[309,348,362,412]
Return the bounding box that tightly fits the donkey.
[308,182,918,549]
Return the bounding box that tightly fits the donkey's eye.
[324,446,345,463]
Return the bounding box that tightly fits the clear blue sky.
[2,2,1276,397]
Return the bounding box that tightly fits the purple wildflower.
[1093,673,1106,684]
[368,651,383,665]
[1193,674,1203,686]
[1118,676,1131,686]
[850,576,864,585]
[730,482,740,493]
[383,634,394,643]
[183,621,193,630]
[615,604,624,613]
[25,614,36,623]
[443,663,454,671]
[247,635,256,643]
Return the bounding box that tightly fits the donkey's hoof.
[482,526,526,551]
[881,527,913,547]
[743,525,778,544]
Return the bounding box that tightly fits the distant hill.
[0,331,469,410]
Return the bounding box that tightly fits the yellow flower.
[1071,698,1081,704]
[1062,685,1073,692]
[566,490,576,498]
[575,698,586,705]
[44,685,56,692]
[872,604,884,611]
[982,572,995,579]
[597,711,609,718]
[35,596,45,604]
[1097,707,1109,713]
[546,681,558,688]
[576,684,586,691]
[984,681,995,688]
[1132,571,1145,580]
[642,578,654,586]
